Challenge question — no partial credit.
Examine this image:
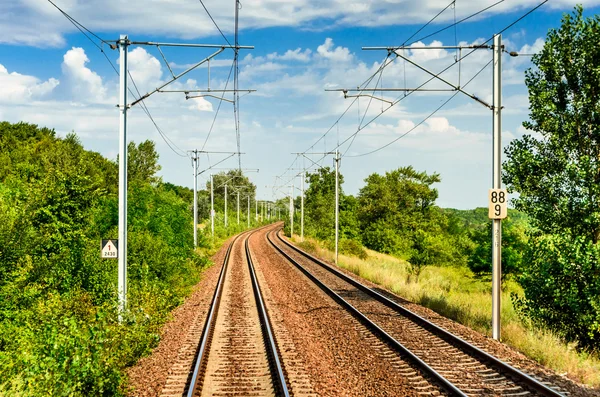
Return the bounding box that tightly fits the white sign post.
[101,239,119,259]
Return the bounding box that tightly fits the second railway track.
[186,229,289,397]
[267,227,568,397]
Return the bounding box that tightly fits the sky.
[1,0,599,209]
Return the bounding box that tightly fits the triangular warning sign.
[101,239,118,259]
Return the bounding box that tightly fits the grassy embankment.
[292,235,600,388]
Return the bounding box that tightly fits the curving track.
[186,229,289,397]
[266,226,568,397]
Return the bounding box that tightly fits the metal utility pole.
[301,172,305,242]
[118,35,128,318]
[210,174,214,240]
[247,195,250,228]
[492,34,503,341]
[237,191,240,225]
[340,38,503,339]
[112,36,253,322]
[334,150,340,266]
[290,185,294,237]
[192,150,199,248]
[224,184,228,227]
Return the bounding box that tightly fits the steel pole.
[237,191,240,225]
[492,34,503,341]
[301,174,304,242]
[210,174,214,240]
[193,152,198,248]
[335,150,339,266]
[118,35,128,319]
[224,184,228,227]
[290,185,294,237]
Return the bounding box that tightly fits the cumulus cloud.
[127,47,163,88]
[317,38,353,63]
[0,64,59,103]
[61,47,106,102]
[267,48,313,62]
[188,96,214,112]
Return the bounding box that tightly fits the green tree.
[128,140,161,185]
[303,167,339,241]
[467,217,528,280]
[503,6,600,350]
[504,6,600,242]
[357,166,440,255]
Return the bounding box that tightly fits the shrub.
[513,234,600,351]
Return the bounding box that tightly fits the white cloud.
[128,47,162,88]
[317,38,353,63]
[187,97,214,112]
[0,64,59,103]
[4,1,600,48]
[61,47,106,102]
[267,48,313,62]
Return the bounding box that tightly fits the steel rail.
[187,226,289,397]
[245,235,291,397]
[273,229,565,397]
[266,230,467,397]
[186,231,240,397]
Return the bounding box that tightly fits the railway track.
[185,229,290,397]
[267,227,568,397]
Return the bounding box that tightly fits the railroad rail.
[186,229,290,397]
[267,228,566,397]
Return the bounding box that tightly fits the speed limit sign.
[488,189,508,219]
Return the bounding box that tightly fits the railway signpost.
[488,189,508,220]
[101,239,118,259]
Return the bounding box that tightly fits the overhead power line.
[276,0,549,189]
[197,0,233,47]
[347,58,493,158]
[47,0,190,158]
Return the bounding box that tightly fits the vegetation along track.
[186,228,290,397]
[267,227,568,397]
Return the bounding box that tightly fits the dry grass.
[292,235,600,388]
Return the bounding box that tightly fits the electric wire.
[127,71,188,157]
[197,0,233,47]
[200,60,236,152]
[276,0,473,184]
[347,58,492,158]
[47,0,191,158]
[277,0,548,187]
[401,0,456,46]
[330,0,548,160]
[46,0,110,45]
[408,0,505,45]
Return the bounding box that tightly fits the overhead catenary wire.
[408,0,505,46]
[347,58,493,158]
[276,0,487,184]
[197,0,233,47]
[47,0,191,158]
[200,60,236,152]
[276,0,549,188]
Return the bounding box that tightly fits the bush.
[338,239,368,260]
[513,234,600,351]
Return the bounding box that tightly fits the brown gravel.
[197,233,275,397]
[126,236,234,397]
[275,228,600,397]
[249,225,442,397]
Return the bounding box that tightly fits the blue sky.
[2,1,600,209]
